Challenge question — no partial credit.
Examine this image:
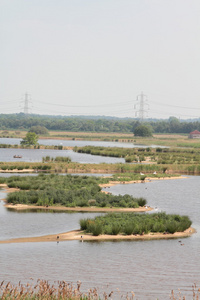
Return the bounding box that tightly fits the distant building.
[188,130,200,139]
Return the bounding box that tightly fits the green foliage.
[80,212,192,236]
[1,113,200,134]
[42,156,71,163]
[54,156,71,162]
[134,125,153,137]
[29,125,49,135]
[0,178,6,184]
[88,223,103,236]
[20,132,38,146]
[73,146,200,175]
[5,174,147,208]
[137,197,147,206]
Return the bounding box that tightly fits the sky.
[1,0,200,119]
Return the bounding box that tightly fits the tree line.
[0,113,200,133]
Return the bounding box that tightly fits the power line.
[0,94,200,119]
[150,100,200,110]
[149,108,200,118]
[33,105,133,116]
[33,99,133,108]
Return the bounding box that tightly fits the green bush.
[110,224,121,235]
[124,224,133,235]
[137,197,147,207]
[80,212,192,236]
[165,221,177,234]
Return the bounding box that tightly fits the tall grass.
[0,280,199,299]
[0,279,137,300]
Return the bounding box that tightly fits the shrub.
[110,224,121,235]
[124,224,133,235]
[165,221,178,234]
[80,212,192,236]
[80,219,88,230]
[137,197,147,207]
[88,223,103,236]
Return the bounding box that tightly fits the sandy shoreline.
[4,203,152,212]
[0,227,195,244]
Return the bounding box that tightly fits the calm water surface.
[0,137,165,164]
[0,175,200,299]
[0,148,125,163]
[0,137,161,148]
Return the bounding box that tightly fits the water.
[0,175,200,299]
[0,137,162,148]
[0,137,164,163]
[0,148,125,163]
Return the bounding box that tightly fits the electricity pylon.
[21,93,31,114]
[134,92,149,122]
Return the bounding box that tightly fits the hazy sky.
[1,0,200,119]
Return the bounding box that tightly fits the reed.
[0,279,134,300]
[0,280,199,299]
[170,283,200,299]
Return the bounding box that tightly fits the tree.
[29,125,49,135]
[20,132,39,146]
[134,125,153,137]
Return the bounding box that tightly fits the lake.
[0,138,198,299]
[0,175,200,299]
[0,137,161,148]
[0,147,125,163]
[0,137,165,164]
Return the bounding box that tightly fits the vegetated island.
[2,174,148,209]
[0,174,195,244]
[0,213,195,244]
[1,173,184,212]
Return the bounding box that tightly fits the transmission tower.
[21,93,31,114]
[134,92,149,121]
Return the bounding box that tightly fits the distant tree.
[20,132,38,146]
[134,125,153,137]
[168,117,181,133]
[29,125,49,135]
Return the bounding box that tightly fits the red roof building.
[188,130,200,139]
